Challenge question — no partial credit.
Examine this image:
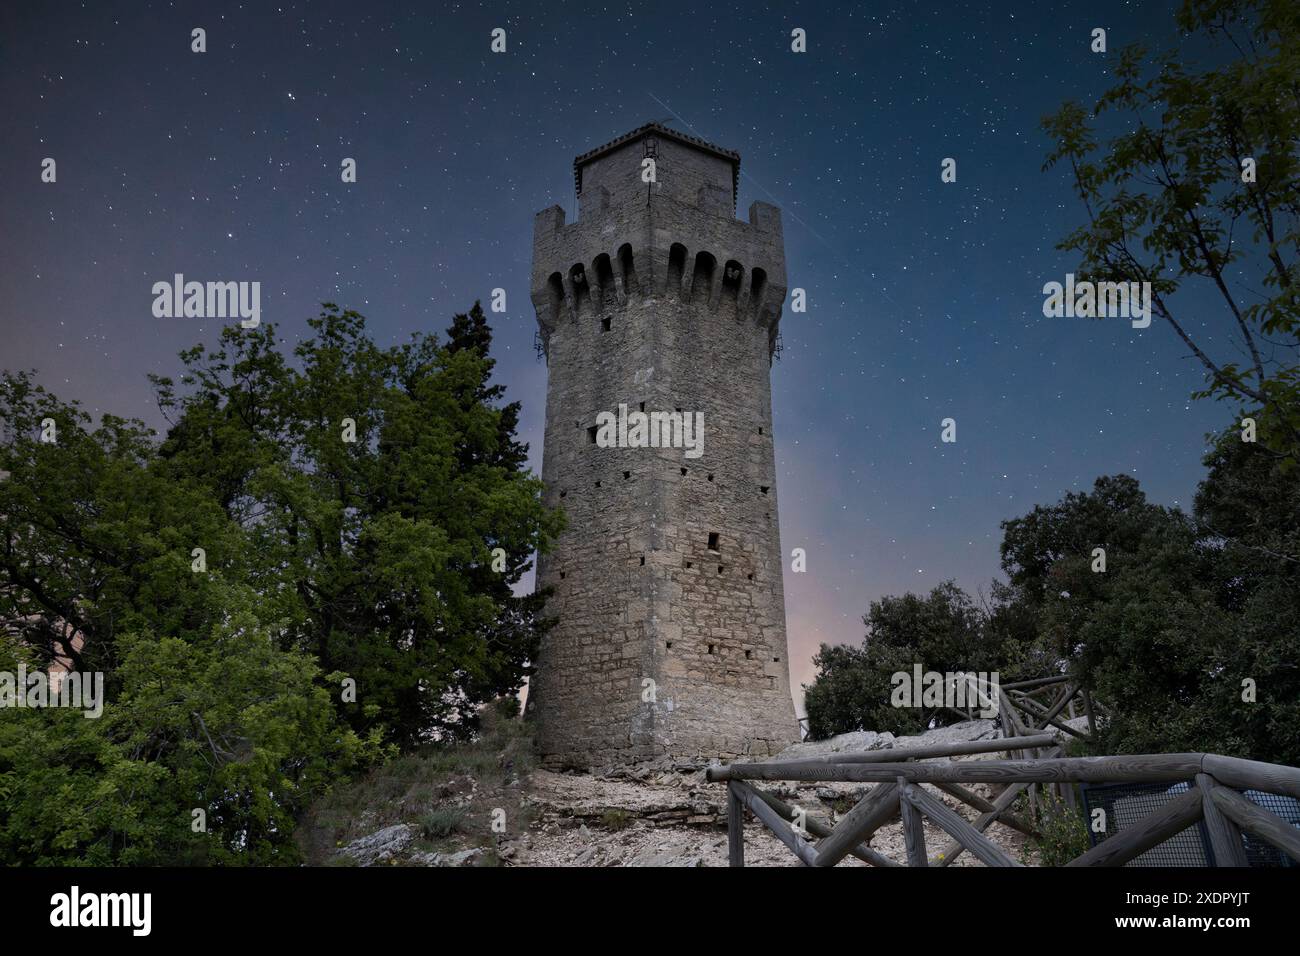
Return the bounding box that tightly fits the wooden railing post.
[1205,779,1300,864]
[727,781,745,867]
[1195,773,1248,867]
[811,782,900,867]
[708,740,1298,869]
[902,782,1021,867]
[898,776,928,866]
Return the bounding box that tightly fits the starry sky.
[1,1,1237,712]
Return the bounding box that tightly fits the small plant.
[421,807,468,839]
[1026,792,1090,866]
[599,809,632,831]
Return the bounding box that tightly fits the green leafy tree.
[0,376,374,864]
[1043,0,1300,460]
[0,300,560,862]
[804,582,1012,739]
[998,474,1181,664]
[998,456,1299,765]
[149,304,562,747]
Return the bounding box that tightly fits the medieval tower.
[528,122,798,768]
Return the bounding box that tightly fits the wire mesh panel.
[1080,781,1211,867]
[1079,781,1298,867]
[1238,789,1300,868]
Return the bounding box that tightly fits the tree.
[0,374,374,865]
[803,582,1014,739]
[150,304,563,746]
[998,474,1181,664]
[997,457,1299,765]
[1043,0,1300,461]
[0,300,561,862]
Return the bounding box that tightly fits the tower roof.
[573,121,740,202]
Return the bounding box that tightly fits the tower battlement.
[531,122,788,358]
[528,123,798,769]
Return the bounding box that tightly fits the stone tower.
[528,122,797,768]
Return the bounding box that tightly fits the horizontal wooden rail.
[715,742,1299,868]
[708,753,1206,785]
[1201,754,1300,801]
[999,675,1071,691]
[768,733,1058,769]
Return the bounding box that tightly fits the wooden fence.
[709,715,1300,867]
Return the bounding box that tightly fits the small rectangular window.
[707,532,720,551]
[587,425,598,444]
[601,316,612,332]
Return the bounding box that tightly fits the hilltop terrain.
[298,711,1080,867]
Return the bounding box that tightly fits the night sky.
[0,1,1232,711]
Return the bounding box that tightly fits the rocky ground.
[309,715,1089,867]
